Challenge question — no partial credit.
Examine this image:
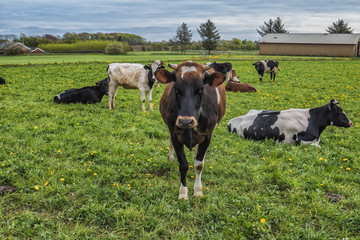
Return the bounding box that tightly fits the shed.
[259,33,360,57]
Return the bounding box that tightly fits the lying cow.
[155,61,226,200]
[227,99,352,146]
[225,81,256,93]
[0,77,5,84]
[54,78,109,104]
[212,62,233,83]
[253,60,279,82]
[107,60,164,111]
[226,69,256,92]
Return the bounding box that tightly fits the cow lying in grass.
[225,69,256,92]
[227,99,352,146]
[107,60,164,111]
[54,78,109,104]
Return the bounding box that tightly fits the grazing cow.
[253,60,279,82]
[0,77,5,84]
[228,99,352,146]
[155,61,226,200]
[107,60,164,111]
[54,78,109,104]
[212,62,233,83]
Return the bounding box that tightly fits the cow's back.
[108,63,146,89]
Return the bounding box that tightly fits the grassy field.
[0,53,359,239]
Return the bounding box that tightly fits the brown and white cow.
[225,69,256,92]
[107,60,164,111]
[155,61,226,200]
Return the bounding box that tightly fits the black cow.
[0,77,5,84]
[155,61,226,200]
[253,60,279,82]
[227,99,352,147]
[54,78,109,104]
[212,62,233,83]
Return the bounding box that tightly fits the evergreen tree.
[326,19,354,33]
[175,23,192,54]
[197,19,220,55]
[257,17,288,37]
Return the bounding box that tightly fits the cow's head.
[155,61,225,129]
[327,99,352,128]
[144,60,165,89]
[96,78,109,95]
[252,61,264,73]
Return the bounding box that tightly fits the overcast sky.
[1,0,359,42]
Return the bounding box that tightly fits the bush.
[104,42,132,55]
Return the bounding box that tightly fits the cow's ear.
[204,72,226,87]
[144,65,150,70]
[155,69,175,84]
[328,99,339,111]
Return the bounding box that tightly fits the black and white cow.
[0,77,5,84]
[253,60,279,82]
[227,99,352,146]
[54,78,109,104]
[210,62,233,83]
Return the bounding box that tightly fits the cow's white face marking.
[181,66,197,79]
[215,87,220,104]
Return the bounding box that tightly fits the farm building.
[31,48,45,53]
[259,33,360,57]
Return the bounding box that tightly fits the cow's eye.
[196,88,203,95]
[174,88,181,95]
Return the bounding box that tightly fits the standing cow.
[227,99,352,146]
[212,62,233,83]
[107,60,164,111]
[155,61,226,200]
[253,60,279,82]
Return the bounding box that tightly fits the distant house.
[259,33,360,57]
[13,43,32,53]
[31,48,45,53]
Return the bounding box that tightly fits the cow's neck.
[147,68,155,89]
[309,105,330,135]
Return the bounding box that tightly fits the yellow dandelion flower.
[213,146,217,149]
[346,168,351,171]
[50,171,53,175]
[191,176,194,178]
[209,166,213,169]
[83,163,87,167]
[87,168,91,172]
[113,182,119,187]
[319,157,323,160]
[60,178,65,181]
[34,126,38,129]
[44,182,49,186]
[34,186,40,190]
[260,218,266,223]
[340,186,344,189]
[57,150,61,153]
[149,183,152,186]
[127,184,131,189]
[343,158,348,162]
[206,187,209,190]
[88,161,92,164]
[189,165,193,168]
[288,170,292,173]
[93,173,97,176]
[288,158,292,161]
[232,152,236,155]
[1,164,4,167]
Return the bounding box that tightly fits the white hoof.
[179,185,188,200]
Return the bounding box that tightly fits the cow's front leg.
[193,138,210,197]
[139,90,146,112]
[173,139,188,200]
[147,90,153,111]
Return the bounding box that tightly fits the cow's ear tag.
[205,72,226,87]
[154,69,175,84]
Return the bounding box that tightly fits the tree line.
[0,18,355,55]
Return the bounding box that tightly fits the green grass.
[0,54,359,239]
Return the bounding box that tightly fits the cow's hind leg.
[193,138,210,197]
[108,81,119,110]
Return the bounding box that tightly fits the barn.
[31,48,45,53]
[259,33,360,57]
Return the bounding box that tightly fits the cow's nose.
[349,121,353,127]
[179,118,194,126]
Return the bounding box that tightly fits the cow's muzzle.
[176,116,198,129]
